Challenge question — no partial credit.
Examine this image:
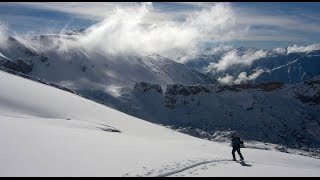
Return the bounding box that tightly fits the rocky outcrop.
[217,82,284,93]
[1,58,33,74]
[294,77,320,105]
[40,53,49,62]
[7,36,39,57]
[163,84,210,109]
[134,82,163,94]
[234,82,285,92]
[165,84,210,96]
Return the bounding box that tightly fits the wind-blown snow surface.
[1,71,320,176]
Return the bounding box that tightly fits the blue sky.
[0,2,320,49]
[0,3,97,34]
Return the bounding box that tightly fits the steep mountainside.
[126,78,320,150]
[0,34,214,93]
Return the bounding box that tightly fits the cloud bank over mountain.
[0,3,248,63]
[217,69,265,85]
[204,49,267,72]
[287,43,320,54]
[75,3,246,62]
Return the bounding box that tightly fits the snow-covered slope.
[1,70,320,176]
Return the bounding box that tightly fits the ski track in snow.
[154,159,233,177]
[127,157,320,177]
[122,158,234,177]
[163,159,319,177]
[167,160,235,177]
[245,160,319,170]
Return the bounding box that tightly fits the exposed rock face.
[165,84,210,96]
[294,77,320,105]
[23,47,39,57]
[234,82,285,92]
[1,59,33,74]
[7,36,39,57]
[134,82,163,94]
[40,54,49,62]
[215,82,284,93]
[163,84,210,109]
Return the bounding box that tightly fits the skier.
[231,133,244,161]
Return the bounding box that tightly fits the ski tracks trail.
[154,159,234,177]
[122,158,234,177]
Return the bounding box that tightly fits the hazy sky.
[0,2,320,49]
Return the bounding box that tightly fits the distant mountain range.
[185,46,320,84]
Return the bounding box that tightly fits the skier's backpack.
[240,140,244,148]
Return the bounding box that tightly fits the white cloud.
[273,47,287,54]
[4,3,242,63]
[217,74,234,85]
[205,49,267,72]
[214,45,233,53]
[217,69,264,85]
[287,43,320,54]
[68,2,244,62]
[10,2,320,63]
[6,2,320,45]
[234,69,264,84]
[185,3,239,41]
[202,45,234,55]
[75,4,196,59]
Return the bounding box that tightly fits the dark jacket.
[231,137,241,148]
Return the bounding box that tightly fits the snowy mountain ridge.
[0,34,214,90]
[186,46,320,85]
